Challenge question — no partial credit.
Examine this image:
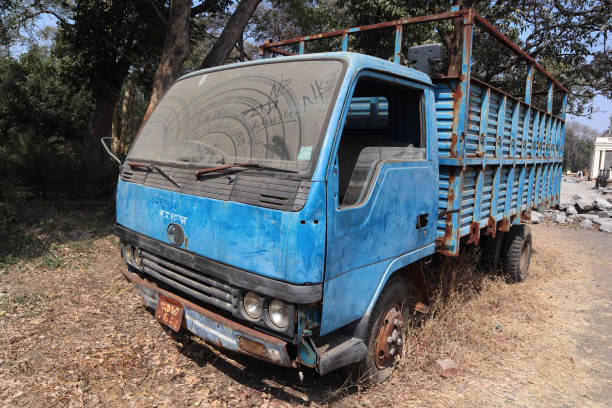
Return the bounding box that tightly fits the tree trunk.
[199,0,262,69]
[443,0,476,77]
[90,83,120,164]
[118,79,134,155]
[111,96,121,154]
[143,0,192,121]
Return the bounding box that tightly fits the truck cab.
[116,53,437,380]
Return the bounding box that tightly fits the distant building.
[590,117,612,179]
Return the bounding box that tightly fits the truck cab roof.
[178,52,434,87]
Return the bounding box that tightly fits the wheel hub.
[374,304,404,369]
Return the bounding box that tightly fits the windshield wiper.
[195,162,298,177]
[128,161,182,188]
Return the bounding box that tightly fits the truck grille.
[139,250,239,313]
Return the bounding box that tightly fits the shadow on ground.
[0,198,115,265]
[170,328,356,406]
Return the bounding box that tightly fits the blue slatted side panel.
[466,83,483,155]
[480,167,495,220]
[521,164,532,210]
[486,92,500,156]
[510,168,520,214]
[516,105,526,157]
[460,169,477,229]
[497,167,510,214]
[433,77,565,255]
[434,82,456,158]
[436,167,452,240]
[525,107,534,155]
[502,100,514,156]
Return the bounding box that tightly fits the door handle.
[416,213,429,229]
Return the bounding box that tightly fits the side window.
[337,77,426,208]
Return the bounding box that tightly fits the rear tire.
[501,224,532,282]
[355,276,411,385]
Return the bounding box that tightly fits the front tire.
[501,224,532,282]
[357,277,411,385]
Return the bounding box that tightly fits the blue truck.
[110,8,567,384]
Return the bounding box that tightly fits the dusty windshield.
[128,59,345,175]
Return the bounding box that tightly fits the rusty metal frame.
[259,6,568,256]
[258,8,568,96]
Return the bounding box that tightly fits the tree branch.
[191,0,221,16]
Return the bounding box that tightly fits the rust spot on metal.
[373,306,403,369]
[485,216,497,238]
[449,78,465,158]
[443,212,453,244]
[259,10,466,49]
[499,217,511,232]
[449,133,458,158]
[238,336,268,359]
[414,302,430,314]
[436,248,460,257]
[266,46,296,56]
[466,222,480,245]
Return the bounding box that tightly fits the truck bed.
[434,78,564,255]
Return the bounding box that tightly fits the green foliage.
[563,122,597,172]
[58,0,167,92]
[259,0,610,116]
[0,43,114,197]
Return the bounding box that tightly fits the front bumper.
[121,268,294,367]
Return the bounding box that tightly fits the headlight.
[243,291,262,319]
[268,299,289,328]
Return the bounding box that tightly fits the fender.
[350,243,435,341]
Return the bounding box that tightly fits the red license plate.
[155,294,184,332]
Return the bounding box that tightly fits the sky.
[567,95,611,135]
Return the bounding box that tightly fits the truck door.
[321,72,438,334]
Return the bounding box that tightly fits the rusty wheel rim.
[373,303,404,369]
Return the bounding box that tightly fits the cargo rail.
[259,7,567,255]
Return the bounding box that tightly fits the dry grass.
[0,200,605,407]
[331,235,596,407]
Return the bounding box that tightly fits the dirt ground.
[0,201,611,408]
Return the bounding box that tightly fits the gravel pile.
[530,178,612,233]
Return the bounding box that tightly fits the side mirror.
[101,137,122,166]
[407,44,442,75]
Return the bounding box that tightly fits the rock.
[559,202,574,211]
[436,359,459,378]
[576,214,599,222]
[592,218,603,226]
[595,210,609,218]
[579,219,593,228]
[567,215,576,223]
[551,211,566,224]
[594,197,612,210]
[575,198,594,212]
[530,211,543,224]
[565,205,577,215]
[600,222,612,233]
